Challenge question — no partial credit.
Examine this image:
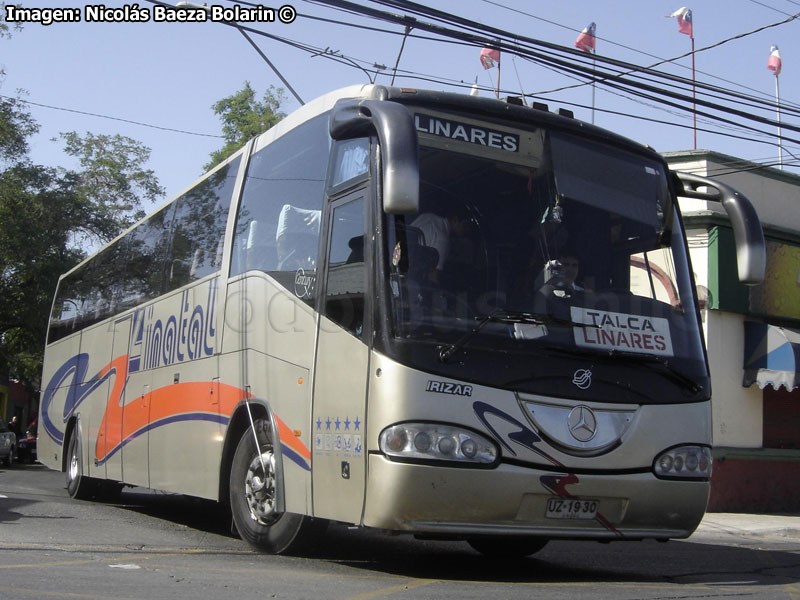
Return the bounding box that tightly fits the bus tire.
[467,536,548,558]
[66,431,96,500]
[229,418,324,554]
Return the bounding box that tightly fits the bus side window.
[324,199,366,338]
[166,156,240,293]
[230,113,331,307]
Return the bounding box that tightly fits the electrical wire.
[363,0,800,116]
[216,0,799,154]
[0,94,224,138]
[20,0,793,176]
[315,0,800,138]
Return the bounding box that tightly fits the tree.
[0,162,84,384]
[0,97,164,388]
[0,95,37,163]
[205,82,286,171]
[59,131,165,241]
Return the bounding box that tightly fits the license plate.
[545,497,599,520]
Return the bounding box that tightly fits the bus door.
[312,191,370,523]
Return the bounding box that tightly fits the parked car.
[0,419,16,467]
[16,420,37,463]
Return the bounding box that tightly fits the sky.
[1,0,798,213]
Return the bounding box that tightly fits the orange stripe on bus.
[94,356,310,465]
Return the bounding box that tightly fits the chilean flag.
[670,7,693,37]
[768,45,782,76]
[479,47,500,69]
[574,22,596,53]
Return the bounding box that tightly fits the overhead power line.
[0,94,224,138]
[362,0,800,116]
[301,0,800,141]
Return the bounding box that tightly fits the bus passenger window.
[229,113,330,308]
[324,199,366,338]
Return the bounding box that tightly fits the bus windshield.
[384,119,707,403]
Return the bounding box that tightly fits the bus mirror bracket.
[674,171,766,285]
[330,98,419,215]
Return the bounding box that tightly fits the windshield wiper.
[603,349,704,394]
[438,308,598,364]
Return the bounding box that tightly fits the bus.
[40,84,765,556]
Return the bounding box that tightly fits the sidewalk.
[695,512,800,540]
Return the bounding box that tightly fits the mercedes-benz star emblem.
[567,406,598,443]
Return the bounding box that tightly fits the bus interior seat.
[243,219,277,272]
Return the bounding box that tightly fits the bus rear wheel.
[467,536,548,558]
[66,431,97,500]
[229,418,324,554]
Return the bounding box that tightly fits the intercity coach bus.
[40,84,765,556]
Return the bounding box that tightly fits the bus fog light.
[437,436,456,455]
[685,453,699,471]
[654,446,712,479]
[657,455,673,472]
[461,438,477,458]
[414,432,432,452]
[379,423,498,466]
[698,453,710,472]
[383,427,408,452]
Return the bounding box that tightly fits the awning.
[743,321,800,391]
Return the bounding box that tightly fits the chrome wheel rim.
[244,450,278,525]
[68,446,79,483]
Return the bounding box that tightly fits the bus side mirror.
[330,98,419,215]
[674,171,766,285]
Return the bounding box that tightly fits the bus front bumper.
[362,455,709,541]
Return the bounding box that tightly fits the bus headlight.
[654,446,712,479]
[379,423,498,466]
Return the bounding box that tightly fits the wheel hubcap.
[69,449,79,482]
[245,450,278,525]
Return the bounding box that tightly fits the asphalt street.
[1,463,799,600]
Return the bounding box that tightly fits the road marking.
[0,586,142,600]
[785,582,800,600]
[342,578,437,600]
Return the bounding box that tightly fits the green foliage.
[205,82,286,171]
[0,96,164,387]
[0,95,37,164]
[0,163,84,385]
[59,131,164,240]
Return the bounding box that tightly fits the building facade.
[666,150,800,513]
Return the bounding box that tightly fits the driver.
[554,249,583,292]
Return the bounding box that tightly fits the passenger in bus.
[346,235,364,264]
[410,207,472,284]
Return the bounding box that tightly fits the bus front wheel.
[229,418,324,554]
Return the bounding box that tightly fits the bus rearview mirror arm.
[674,171,766,285]
[331,98,420,215]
